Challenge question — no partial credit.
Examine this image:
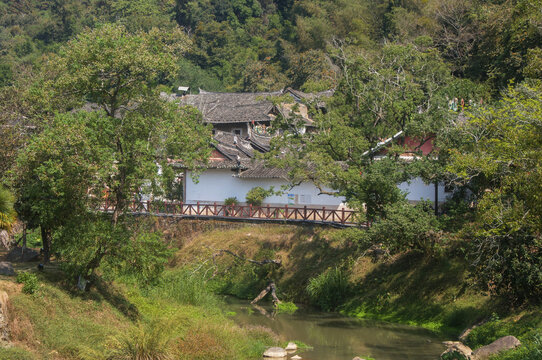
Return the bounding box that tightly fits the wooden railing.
[99,200,362,226]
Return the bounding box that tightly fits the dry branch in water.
[251,281,282,306]
[206,247,283,305]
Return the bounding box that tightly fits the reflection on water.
[223,297,445,360]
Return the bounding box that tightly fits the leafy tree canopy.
[266,41,453,220]
[12,25,212,280]
[447,81,542,302]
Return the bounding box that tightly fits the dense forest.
[1,0,541,92]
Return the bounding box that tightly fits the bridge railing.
[99,200,362,226]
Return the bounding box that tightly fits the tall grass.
[306,267,350,311]
[150,268,218,308]
[0,347,34,360]
[108,319,178,360]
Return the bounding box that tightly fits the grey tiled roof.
[214,131,255,158]
[236,161,289,179]
[247,132,271,152]
[179,90,282,124]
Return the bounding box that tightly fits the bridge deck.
[101,201,363,227]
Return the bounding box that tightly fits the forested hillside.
[1,0,541,92]
[0,2,541,359]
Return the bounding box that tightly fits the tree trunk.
[22,224,26,250]
[79,248,106,291]
[40,226,52,264]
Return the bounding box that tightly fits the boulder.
[472,336,521,360]
[441,341,473,360]
[0,262,15,276]
[263,347,287,358]
[6,247,39,262]
[291,356,302,360]
[285,342,297,351]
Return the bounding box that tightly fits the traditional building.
[176,131,345,208]
[169,88,449,209]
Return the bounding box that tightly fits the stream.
[223,297,446,360]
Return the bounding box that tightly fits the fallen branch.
[251,281,282,306]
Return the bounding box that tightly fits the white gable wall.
[185,170,451,208]
[185,169,344,207]
[398,177,450,203]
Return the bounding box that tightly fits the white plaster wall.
[185,169,344,207]
[398,177,450,203]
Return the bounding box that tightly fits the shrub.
[306,267,350,311]
[245,187,268,206]
[367,200,440,254]
[467,227,542,303]
[276,301,298,314]
[16,272,39,294]
[224,197,238,206]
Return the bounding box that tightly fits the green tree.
[14,24,212,278]
[13,112,103,263]
[366,200,439,254]
[447,82,542,302]
[267,41,452,220]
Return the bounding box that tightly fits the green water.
[224,298,445,360]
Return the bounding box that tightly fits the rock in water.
[472,336,521,359]
[291,356,302,360]
[263,347,287,358]
[0,262,15,276]
[285,342,297,351]
[352,357,367,360]
[441,341,473,359]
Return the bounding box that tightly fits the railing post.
[285,205,288,219]
[304,205,307,220]
[342,208,345,224]
[267,204,270,218]
[322,206,326,221]
[249,204,252,218]
[197,201,200,215]
[214,202,217,215]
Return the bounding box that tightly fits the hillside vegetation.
[0,255,280,360]
[167,221,542,360]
